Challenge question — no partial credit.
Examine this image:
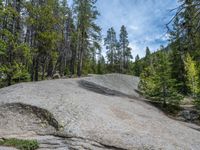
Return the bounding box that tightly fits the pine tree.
[69,23,78,76]
[57,0,71,76]
[143,46,152,68]
[169,0,200,95]
[170,15,188,94]
[73,0,101,77]
[145,47,151,62]
[139,51,183,107]
[0,0,30,86]
[104,27,117,72]
[133,54,141,76]
[124,46,133,72]
[139,65,156,97]
[119,25,130,72]
[25,0,61,81]
[169,0,200,107]
[115,42,122,72]
[145,47,151,57]
[0,0,5,56]
[0,0,103,87]
[180,0,196,54]
[97,55,106,74]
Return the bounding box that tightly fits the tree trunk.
[35,56,39,81]
[77,49,83,77]
[47,57,53,78]
[7,42,13,86]
[41,58,46,80]
[31,57,35,81]
[163,84,167,108]
[77,29,84,77]
[7,74,12,86]
[42,66,45,80]
[70,49,76,76]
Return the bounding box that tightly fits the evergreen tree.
[0,0,104,87]
[0,0,30,86]
[180,0,196,54]
[115,42,122,72]
[143,46,151,68]
[69,22,78,76]
[168,0,200,94]
[73,0,101,77]
[119,25,131,72]
[170,16,188,94]
[104,26,132,73]
[145,47,151,57]
[133,54,141,76]
[97,55,106,74]
[170,0,200,107]
[25,0,61,81]
[57,0,71,76]
[124,46,133,72]
[104,27,117,72]
[139,51,183,107]
[139,65,156,96]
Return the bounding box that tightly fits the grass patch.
[0,138,39,150]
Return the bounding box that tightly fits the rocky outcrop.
[0,74,200,150]
[177,106,200,125]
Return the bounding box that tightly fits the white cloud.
[129,43,144,59]
[129,25,139,31]
[96,0,178,58]
[68,0,178,60]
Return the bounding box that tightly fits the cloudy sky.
[95,0,179,58]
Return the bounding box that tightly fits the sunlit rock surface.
[0,74,200,150]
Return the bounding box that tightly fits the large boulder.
[0,74,200,150]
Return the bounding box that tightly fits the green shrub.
[0,138,39,150]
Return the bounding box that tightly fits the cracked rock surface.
[0,74,200,150]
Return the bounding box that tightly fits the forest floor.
[0,74,200,150]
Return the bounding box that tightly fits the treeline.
[104,26,133,74]
[137,0,200,108]
[0,0,135,88]
[0,0,102,87]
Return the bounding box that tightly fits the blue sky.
[69,0,179,59]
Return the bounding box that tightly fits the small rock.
[53,72,61,79]
[179,110,200,121]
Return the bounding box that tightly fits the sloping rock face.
[0,74,200,150]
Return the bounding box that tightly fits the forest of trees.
[0,0,134,88]
[104,26,133,73]
[138,0,200,108]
